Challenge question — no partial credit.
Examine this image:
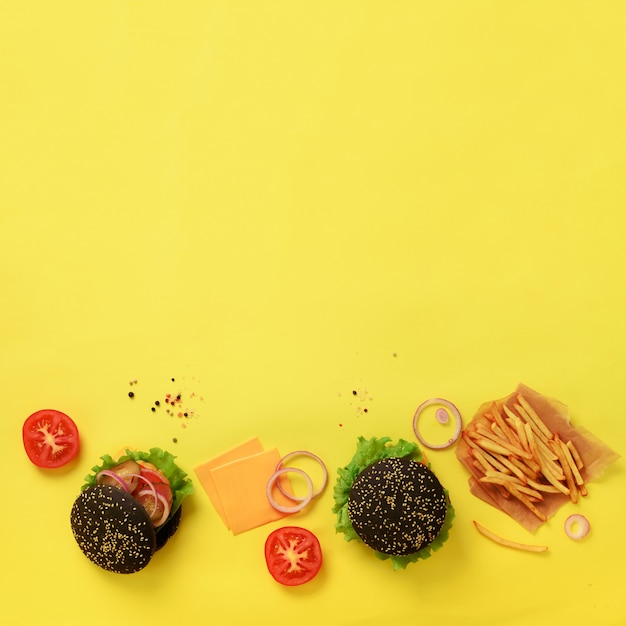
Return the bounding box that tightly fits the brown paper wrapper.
[455,383,620,532]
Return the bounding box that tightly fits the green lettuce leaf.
[332,436,455,570]
[82,447,194,532]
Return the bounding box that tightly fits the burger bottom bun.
[71,484,181,574]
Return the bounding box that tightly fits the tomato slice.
[264,526,323,586]
[22,409,80,468]
[136,461,173,504]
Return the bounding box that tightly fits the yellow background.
[2,2,625,625]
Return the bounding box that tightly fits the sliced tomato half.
[22,409,80,468]
[264,526,323,586]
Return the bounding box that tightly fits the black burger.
[70,448,194,574]
[333,436,454,569]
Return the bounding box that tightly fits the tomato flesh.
[264,526,322,586]
[22,409,80,468]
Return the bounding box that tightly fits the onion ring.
[413,397,463,450]
[266,467,313,514]
[564,514,590,540]
[274,450,328,502]
[137,489,171,527]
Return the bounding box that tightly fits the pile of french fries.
[463,393,586,523]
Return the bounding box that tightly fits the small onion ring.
[564,514,590,540]
[274,450,328,502]
[266,468,313,514]
[137,489,171,527]
[413,397,463,450]
[96,470,132,492]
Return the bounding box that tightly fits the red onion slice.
[96,470,132,492]
[413,397,463,450]
[266,468,313,514]
[564,514,590,540]
[137,489,171,527]
[275,450,328,502]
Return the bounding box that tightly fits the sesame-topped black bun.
[333,437,454,569]
[348,457,448,556]
[72,448,194,573]
[70,485,158,574]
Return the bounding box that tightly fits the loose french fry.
[473,520,548,553]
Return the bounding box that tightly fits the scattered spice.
[128,391,134,398]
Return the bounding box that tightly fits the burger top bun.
[347,457,448,556]
[71,484,174,574]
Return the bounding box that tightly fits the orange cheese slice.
[208,447,295,534]
[193,437,264,528]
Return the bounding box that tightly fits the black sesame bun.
[348,457,448,556]
[333,436,455,569]
[71,485,157,573]
[71,448,193,573]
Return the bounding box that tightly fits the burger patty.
[347,457,448,556]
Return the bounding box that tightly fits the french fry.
[566,439,584,471]
[474,425,533,460]
[492,453,528,484]
[550,436,578,504]
[471,446,511,474]
[491,402,519,446]
[504,483,547,522]
[512,414,530,453]
[537,451,570,496]
[516,394,554,439]
[473,436,514,457]
[514,403,552,448]
[470,448,493,474]
[526,478,561,494]
[473,520,548,553]
[510,483,543,501]
[464,395,589,525]
[507,454,540,480]
[480,470,523,485]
